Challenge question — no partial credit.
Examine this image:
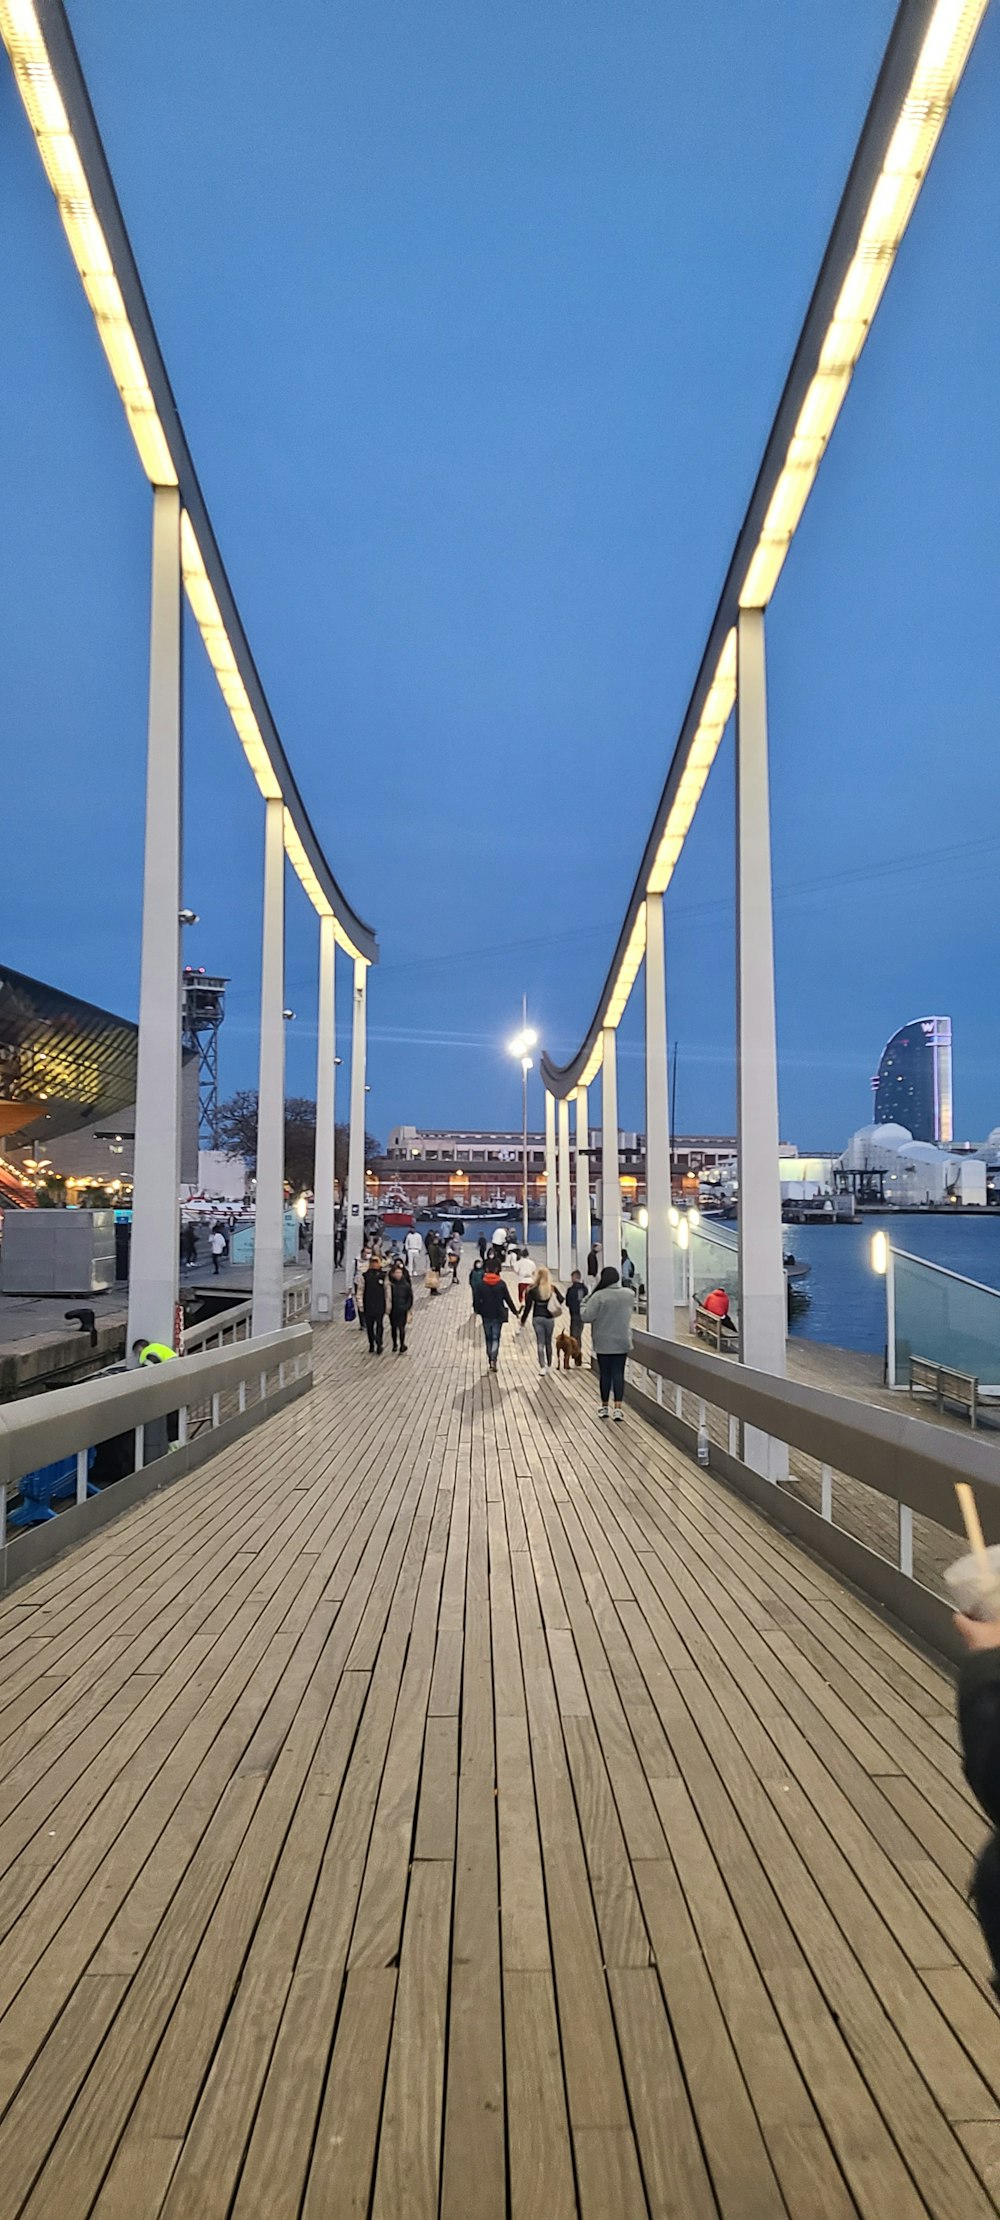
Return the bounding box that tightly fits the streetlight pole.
[507,1001,538,1251]
[521,1056,530,1247]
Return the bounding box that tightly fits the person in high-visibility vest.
[131,1338,176,1366]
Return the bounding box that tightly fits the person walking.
[587,1242,599,1283]
[520,1266,563,1372]
[469,1255,486,1312]
[404,1227,423,1280]
[362,1256,387,1353]
[477,1259,518,1373]
[209,1226,226,1276]
[620,1249,636,1287]
[353,1248,368,1330]
[477,1233,488,1261]
[388,1262,413,1353]
[565,1268,587,1358]
[580,1267,636,1421]
[447,1232,461,1284]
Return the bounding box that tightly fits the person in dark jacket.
[477,1234,488,1261]
[956,1612,1000,1991]
[477,1266,517,1372]
[586,1244,599,1282]
[469,1257,486,1311]
[565,1269,587,1343]
[388,1263,413,1354]
[361,1259,387,1353]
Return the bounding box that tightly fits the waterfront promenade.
[0,1283,997,2217]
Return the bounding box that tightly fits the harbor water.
[785,1214,1000,1355]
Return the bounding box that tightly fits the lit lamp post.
[507,1014,538,1248]
[870,1228,896,1387]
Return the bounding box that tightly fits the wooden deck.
[0,1282,998,2219]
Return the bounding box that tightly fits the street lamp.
[507,1009,538,1248]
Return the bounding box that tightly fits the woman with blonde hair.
[520,1265,563,1372]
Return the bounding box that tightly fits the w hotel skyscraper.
[872,1017,953,1144]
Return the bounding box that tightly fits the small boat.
[379,1188,415,1228]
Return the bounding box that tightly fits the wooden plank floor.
[1,1281,999,2218]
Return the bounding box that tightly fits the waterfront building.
[374,1127,771,1211]
[0,962,198,1196]
[872,1016,953,1144]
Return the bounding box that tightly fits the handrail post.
[127,485,183,1359]
[601,1027,621,1281]
[736,607,787,1479]
[644,891,674,1338]
[576,1085,591,1273]
[557,1096,572,1283]
[311,912,337,1321]
[252,796,286,1337]
[345,958,368,1286]
[544,1090,558,1270]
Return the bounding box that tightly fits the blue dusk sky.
[1,2,998,1150]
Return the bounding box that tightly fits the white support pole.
[644,892,674,1339]
[127,486,183,1359]
[252,796,286,1337]
[345,958,368,1282]
[544,1089,558,1269]
[736,607,787,1479]
[557,1095,572,1283]
[601,1026,621,1278]
[311,914,336,1321]
[576,1084,591,1272]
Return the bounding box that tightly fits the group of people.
[467,1228,637,1419]
[352,1250,415,1354]
[348,1220,638,1419]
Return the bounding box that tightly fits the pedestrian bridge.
[1,1287,997,2220]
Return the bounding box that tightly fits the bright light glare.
[688,1207,701,1229]
[669,1206,679,1228]
[676,1217,690,1252]
[871,1229,889,1276]
[637,1208,649,1230]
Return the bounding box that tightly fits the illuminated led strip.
[545,0,988,1094]
[739,0,987,609]
[0,0,375,961]
[0,0,176,484]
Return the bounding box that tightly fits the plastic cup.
[944,1546,1000,1623]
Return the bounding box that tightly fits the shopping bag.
[344,1295,356,1322]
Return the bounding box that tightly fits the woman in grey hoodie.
[580,1267,636,1421]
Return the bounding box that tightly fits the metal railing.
[629,1327,1000,1663]
[0,1322,312,1580]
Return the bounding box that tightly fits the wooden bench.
[909,1354,979,1428]
[694,1301,735,1352]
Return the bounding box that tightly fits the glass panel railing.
[689,1224,740,1318]
[892,1248,1000,1387]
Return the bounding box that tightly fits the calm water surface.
[786,1215,1000,1355]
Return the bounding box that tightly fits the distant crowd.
[348,1220,638,1420]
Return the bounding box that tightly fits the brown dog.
[556,1331,582,1371]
